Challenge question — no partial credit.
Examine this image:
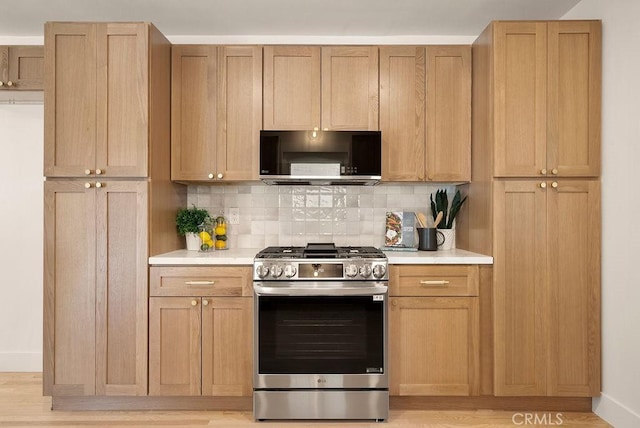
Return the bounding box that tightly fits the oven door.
[253,282,388,389]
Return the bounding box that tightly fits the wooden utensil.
[434,211,444,228]
[416,212,428,228]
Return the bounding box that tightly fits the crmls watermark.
[512,412,564,425]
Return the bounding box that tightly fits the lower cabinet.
[148,267,253,397]
[493,180,601,396]
[389,265,480,396]
[43,180,149,396]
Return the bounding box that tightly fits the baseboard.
[390,396,592,412]
[593,393,640,428]
[0,352,42,372]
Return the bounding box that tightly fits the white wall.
[563,1,640,427]
[0,103,44,371]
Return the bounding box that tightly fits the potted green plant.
[176,205,211,250]
[429,189,467,250]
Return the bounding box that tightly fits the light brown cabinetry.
[493,180,600,396]
[43,22,185,400]
[389,265,479,396]
[263,45,378,131]
[149,266,253,397]
[44,180,149,396]
[171,45,262,181]
[44,22,153,178]
[493,21,601,178]
[0,45,44,90]
[466,20,602,398]
[380,46,470,182]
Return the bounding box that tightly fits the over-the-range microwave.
[259,130,382,185]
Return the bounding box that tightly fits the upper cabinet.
[321,46,379,130]
[0,45,44,90]
[263,45,378,131]
[171,45,262,182]
[44,23,153,178]
[380,45,471,182]
[493,21,601,177]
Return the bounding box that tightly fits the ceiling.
[1,0,582,38]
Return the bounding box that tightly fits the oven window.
[258,296,384,374]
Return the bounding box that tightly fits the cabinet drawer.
[389,265,479,297]
[150,266,253,297]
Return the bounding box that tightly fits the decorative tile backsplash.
[187,183,455,249]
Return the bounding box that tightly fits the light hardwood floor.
[0,373,610,427]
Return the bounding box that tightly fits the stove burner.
[256,243,385,259]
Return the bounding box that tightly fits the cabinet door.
[217,46,262,180]
[493,180,547,396]
[389,297,479,396]
[0,46,6,83]
[96,23,148,177]
[171,45,217,181]
[547,21,601,177]
[547,180,600,396]
[263,46,321,130]
[44,23,97,177]
[426,46,471,181]
[493,22,547,177]
[2,46,44,90]
[201,297,252,396]
[321,46,378,130]
[95,181,148,395]
[149,297,202,396]
[380,46,426,181]
[43,181,96,396]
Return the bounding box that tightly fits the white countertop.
[149,248,261,265]
[149,248,492,265]
[383,248,493,264]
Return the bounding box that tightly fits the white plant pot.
[185,232,200,251]
[438,228,456,251]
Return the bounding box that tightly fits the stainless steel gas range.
[252,243,389,422]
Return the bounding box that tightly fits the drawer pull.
[420,280,450,286]
[185,280,215,286]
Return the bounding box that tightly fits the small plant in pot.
[176,205,211,251]
[429,189,467,250]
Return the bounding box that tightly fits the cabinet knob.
[208,173,214,179]
[202,299,209,306]
[191,300,198,306]
[392,300,398,307]
[427,175,433,181]
[0,81,4,87]
[551,168,558,175]
[540,168,547,175]
[85,169,92,175]
[95,168,103,175]
[551,182,558,188]
[217,173,224,179]
[85,182,92,189]
[6,81,13,87]
[95,182,103,188]
[540,182,547,189]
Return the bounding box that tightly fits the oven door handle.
[253,283,388,296]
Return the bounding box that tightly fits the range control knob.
[256,265,270,279]
[372,264,387,279]
[345,264,359,278]
[359,264,372,278]
[284,265,297,278]
[271,265,284,278]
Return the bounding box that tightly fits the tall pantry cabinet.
[462,20,601,397]
[43,22,185,398]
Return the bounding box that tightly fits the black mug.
[417,227,444,251]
